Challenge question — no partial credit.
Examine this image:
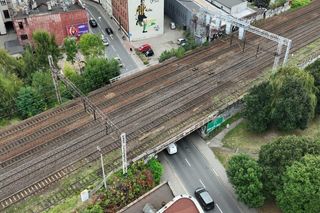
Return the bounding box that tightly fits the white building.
[0,0,12,34]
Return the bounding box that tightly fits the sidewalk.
[208,118,243,148]
[187,132,257,213]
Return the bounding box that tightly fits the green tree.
[32,30,60,69]
[78,33,104,58]
[276,155,320,213]
[82,204,103,213]
[82,58,119,93]
[254,0,270,8]
[0,48,24,78]
[258,136,320,197]
[243,82,273,132]
[0,72,23,119]
[227,154,265,208]
[271,66,316,131]
[16,86,46,118]
[305,59,320,114]
[21,45,39,82]
[64,37,77,63]
[31,71,57,107]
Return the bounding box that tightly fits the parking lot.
[130,16,185,66]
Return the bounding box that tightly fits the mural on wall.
[67,23,89,37]
[128,0,164,41]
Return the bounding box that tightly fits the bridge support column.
[273,42,283,71]
[226,22,232,35]
[238,27,245,40]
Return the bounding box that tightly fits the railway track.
[1,1,320,210]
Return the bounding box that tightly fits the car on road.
[89,18,97,27]
[166,143,177,154]
[101,35,109,46]
[138,44,151,53]
[114,57,123,68]
[194,187,215,211]
[105,27,114,35]
[144,49,154,57]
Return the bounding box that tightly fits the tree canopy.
[16,86,46,118]
[78,33,104,58]
[276,154,320,213]
[258,136,320,197]
[0,49,24,78]
[305,59,320,114]
[82,58,119,93]
[227,154,265,207]
[32,30,60,68]
[254,0,270,8]
[64,37,77,63]
[243,81,273,132]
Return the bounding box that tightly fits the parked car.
[101,34,109,46]
[138,44,151,53]
[145,49,154,57]
[166,143,177,154]
[170,22,176,30]
[177,38,187,46]
[114,57,123,67]
[89,18,97,27]
[105,27,114,35]
[194,187,215,211]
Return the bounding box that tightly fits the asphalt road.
[83,3,137,73]
[165,138,241,213]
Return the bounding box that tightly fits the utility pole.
[97,146,107,189]
[121,133,127,174]
[48,56,62,104]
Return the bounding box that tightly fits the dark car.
[194,187,215,211]
[145,49,154,57]
[89,18,97,27]
[105,27,114,35]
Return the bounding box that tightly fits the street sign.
[206,117,224,133]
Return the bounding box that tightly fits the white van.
[166,143,177,154]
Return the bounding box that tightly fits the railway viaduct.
[1,1,320,210]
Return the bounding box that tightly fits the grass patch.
[45,195,81,213]
[222,116,320,157]
[0,118,21,129]
[212,148,234,168]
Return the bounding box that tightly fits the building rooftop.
[177,0,200,13]
[13,0,84,19]
[210,0,245,9]
[160,195,202,213]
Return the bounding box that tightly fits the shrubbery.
[81,158,163,212]
[291,0,311,9]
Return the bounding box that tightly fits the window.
[20,34,28,40]
[3,10,10,19]
[0,0,6,6]
[18,22,23,29]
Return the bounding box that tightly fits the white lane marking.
[206,141,210,145]
[199,179,206,188]
[212,168,219,177]
[185,158,191,167]
[216,204,223,213]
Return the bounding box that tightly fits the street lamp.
[97,146,107,189]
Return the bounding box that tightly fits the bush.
[159,49,176,63]
[147,158,163,184]
[175,47,186,58]
[291,0,311,8]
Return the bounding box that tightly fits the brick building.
[13,0,89,46]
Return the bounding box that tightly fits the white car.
[166,143,177,154]
[101,34,109,46]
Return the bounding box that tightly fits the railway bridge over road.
[1,1,320,210]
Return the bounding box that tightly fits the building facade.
[12,0,88,46]
[112,0,164,41]
[0,0,13,34]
